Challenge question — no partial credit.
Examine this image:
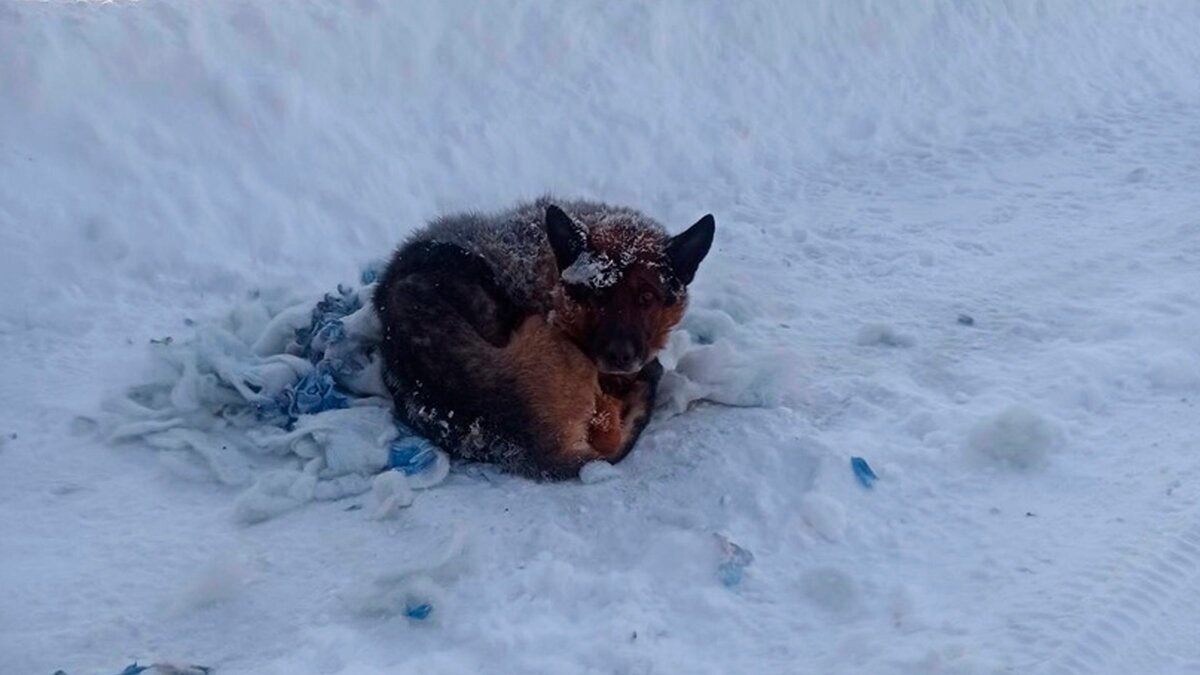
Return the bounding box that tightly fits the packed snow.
[3,1,1200,674]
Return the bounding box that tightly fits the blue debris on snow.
[389,436,441,476]
[851,456,878,489]
[715,534,755,588]
[359,259,387,286]
[267,366,350,423]
[253,284,362,428]
[405,602,434,620]
[105,262,452,522]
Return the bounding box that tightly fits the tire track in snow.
[1037,514,1200,674]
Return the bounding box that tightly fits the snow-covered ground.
[4,1,1200,673]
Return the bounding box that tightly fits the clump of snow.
[967,406,1065,470]
[1146,349,1200,392]
[369,470,414,520]
[579,460,620,484]
[657,338,798,416]
[800,566,861,617]
[232,469,321,525]
[174,554,252,612]
[888,586,924,633]
[856,323,916,348]
[679,308,739,347]
[800,493,848,542]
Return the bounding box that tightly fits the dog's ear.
[666,214,715,285]
[545,204,587,271]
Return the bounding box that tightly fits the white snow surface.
[4,1,1200,673]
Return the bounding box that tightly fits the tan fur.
[499,312,657,468]
[589,393,626,457]
[499,315,628,466]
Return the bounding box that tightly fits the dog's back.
[411,197,668,314]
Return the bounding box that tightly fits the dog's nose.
[603,340,638,372]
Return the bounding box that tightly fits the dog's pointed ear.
[545,204,586,271]
[666,214,715,285]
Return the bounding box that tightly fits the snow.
[578,460,620,485]
[966,406,1064,472]
[799,493,848,543]
[856,323,917,348]
[3,1,1200,674]
[560,251,620,289]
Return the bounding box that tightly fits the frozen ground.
[3,1,1200,673]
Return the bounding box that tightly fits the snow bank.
[5,0,1200,327]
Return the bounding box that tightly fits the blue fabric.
[281,367,350,419]
[851,456,878,488]
[253,284,364,428]
[106,262,452,525]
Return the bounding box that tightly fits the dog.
[374,197,714,478]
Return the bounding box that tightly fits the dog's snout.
[602,339,639,372]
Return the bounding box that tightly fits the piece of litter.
[715,534,755,588]
[851,456,878,488]
[388,436,450,489]
[957,314,975,326]
[405,602,433,620]
[389,437,438,475]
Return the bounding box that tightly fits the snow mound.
[856,323,916,348]
[800,493,848,542]
[579,460,621,484]
[800,566,862,618]
[1146,349,1200,392]
[967,406,1065,471]
[656,308,799,416]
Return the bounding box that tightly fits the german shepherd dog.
[375,197,714,478]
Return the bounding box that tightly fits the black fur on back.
[374,239,545,475]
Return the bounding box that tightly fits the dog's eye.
[638,290,655,307]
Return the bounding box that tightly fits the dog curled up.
[375,197,714,479]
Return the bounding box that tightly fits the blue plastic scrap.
[359,259,387,286]
[389,437,440,476]
[715,535,755,588]
[405,602,433,620]
[851,456,878,489]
